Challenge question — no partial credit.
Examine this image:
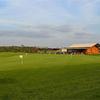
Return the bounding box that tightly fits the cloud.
[0,0,72,25]
[0,24,99,46]
[0,30,52,39]
[0,0,100,47]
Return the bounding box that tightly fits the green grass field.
[0,52,100,100]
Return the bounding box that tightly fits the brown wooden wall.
[85,46,99,54]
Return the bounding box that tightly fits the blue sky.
[0,0,100,47]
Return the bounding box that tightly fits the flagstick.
[19,55,24,64]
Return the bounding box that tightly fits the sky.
[0,0,100,47]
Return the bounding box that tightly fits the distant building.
[61,48,67,54]
[67,43,100,54]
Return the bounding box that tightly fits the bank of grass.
[0,52,100,100]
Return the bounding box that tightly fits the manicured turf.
[0,52,100,100]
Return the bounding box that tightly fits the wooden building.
[67,43,100,54]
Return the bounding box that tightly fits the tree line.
[0,46,60,53]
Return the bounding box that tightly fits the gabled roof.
[69,43,97,48]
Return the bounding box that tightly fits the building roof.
[68,43,98,49]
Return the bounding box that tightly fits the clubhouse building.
[66,43,100,54]
[62,43,100,54]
